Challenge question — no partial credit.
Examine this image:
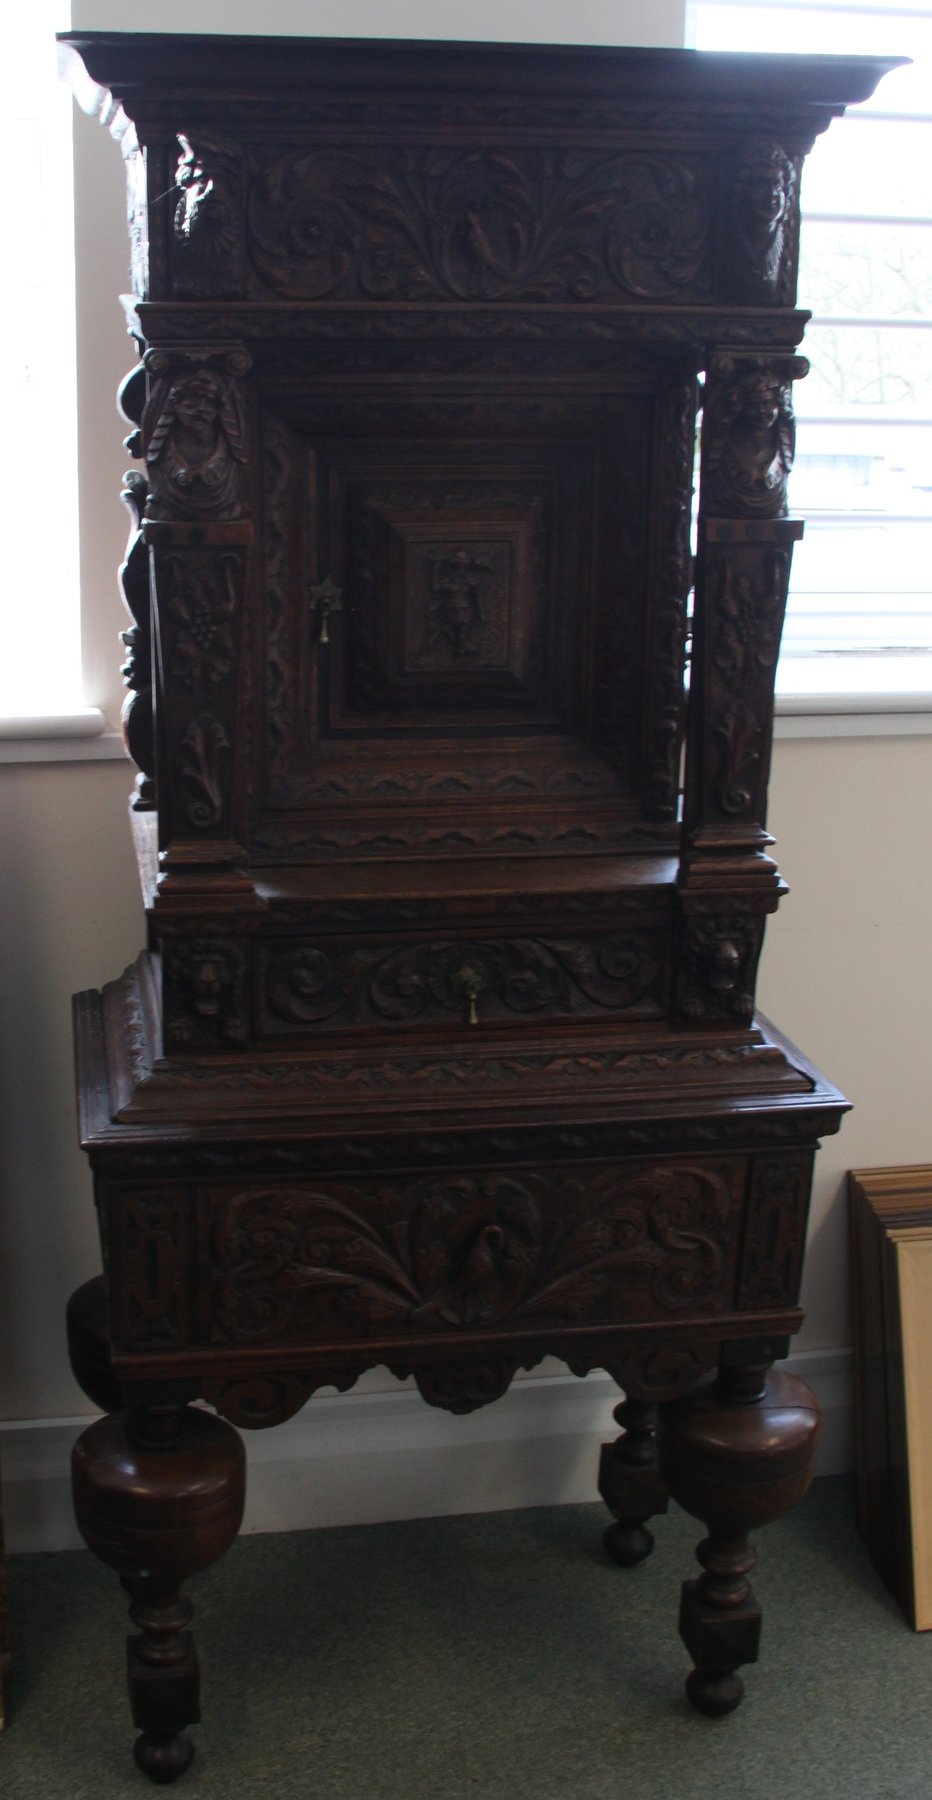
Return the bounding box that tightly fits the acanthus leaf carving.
[246,146,712,305]
[177,712,231,831]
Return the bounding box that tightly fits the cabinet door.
[251,372,695,862]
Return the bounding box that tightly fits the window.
[689,2,932,703]
[1,4,83,721]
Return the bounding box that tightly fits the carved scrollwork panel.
[258,929,666,1035]
[200,1160,743,1350]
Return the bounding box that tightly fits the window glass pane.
[0,5,80,714]
[792,419,932,511]
[800,322,932,410]
[802,119,932,220]
[785,520,932,652]
[801,218,932,318]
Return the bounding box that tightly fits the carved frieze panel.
[244,146,714,304]
[200,1159,743,1348]
[258,927,667,1037]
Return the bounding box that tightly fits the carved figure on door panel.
[421,549,501,665]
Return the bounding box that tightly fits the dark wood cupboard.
[58,33,895,1780]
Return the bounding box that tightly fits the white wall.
[1,0,926,1547]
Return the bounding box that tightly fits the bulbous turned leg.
[598,1397,669,1567]
[657,1363,821,1718]
[67,1275,124,1414]
[72,1402,246,1782]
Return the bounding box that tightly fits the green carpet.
[2,1477,929,1799]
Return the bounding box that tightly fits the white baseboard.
[0,1348,854,1555]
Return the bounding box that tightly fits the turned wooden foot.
[72,1402,245,1782]
[657,1363,821,1716]
[598,1397,669,1566]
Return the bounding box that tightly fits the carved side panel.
[149,536,251,850]
[108,1187,190,1352]
[693,529,800,830]
[738,1153,815,1309]
[199,1160,745,1349]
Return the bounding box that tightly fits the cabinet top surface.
[58,32,900,114]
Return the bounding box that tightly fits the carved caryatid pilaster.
[172,131,246,300]
[700,352,807,520]
[677,350,808,1024]
[137,344,253,876]
[142,347,250,522]
[726,142,801,306]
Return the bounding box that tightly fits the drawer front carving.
[198,1159,744,1348]
[258,929,668,1036]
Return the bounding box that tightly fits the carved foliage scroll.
[203,1162,742,1347]
[246,147,713,304]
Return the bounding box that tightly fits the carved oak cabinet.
[59,33,893,1782]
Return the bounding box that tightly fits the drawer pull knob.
[450,961,488,1027]
[309,575,343,644]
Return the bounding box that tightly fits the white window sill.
[774,655,932,737]
[0,711,127,764]
[2,664,932,766]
